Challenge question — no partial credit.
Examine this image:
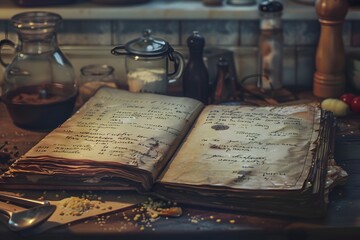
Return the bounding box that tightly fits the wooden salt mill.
[313,0,349,98]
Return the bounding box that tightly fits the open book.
[1,87,346,217]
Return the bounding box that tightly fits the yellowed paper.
[18,88,203,178]
[160,105,320,190]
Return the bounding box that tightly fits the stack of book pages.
[1,87,347,217]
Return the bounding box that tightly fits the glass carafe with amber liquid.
[0,11,77,130]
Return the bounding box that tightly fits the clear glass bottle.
[0,11,77,130]
[257,0,283,91]
[182,31,210,104]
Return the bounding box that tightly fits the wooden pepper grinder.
[313,0,349,98]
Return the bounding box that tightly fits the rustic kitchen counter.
[0,90,360,240]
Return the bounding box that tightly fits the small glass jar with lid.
[78,64,117,106]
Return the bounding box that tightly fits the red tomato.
[351,96,360,113]
[340,93,356,106]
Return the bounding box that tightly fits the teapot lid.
[124,29,171,57]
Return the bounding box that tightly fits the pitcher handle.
[0,39,16,67]
[168,51,185,84]
[111,45,127,56]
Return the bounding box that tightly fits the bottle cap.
[187,31,205,50]
[259,0,283,13]
[259,0,283,29]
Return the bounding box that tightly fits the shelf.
[0,0,359,20]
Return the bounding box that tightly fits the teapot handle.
[168,51,185,84]
[0,39,16,67]
[111,45,127,56]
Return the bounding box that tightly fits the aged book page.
[13,87,204,183]
[159,104,320,190]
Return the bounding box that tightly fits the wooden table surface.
[1,92,360,240]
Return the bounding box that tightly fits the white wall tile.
[113,20,180,45]
[233,47,258,85]
[181,20,239,46]
[296,47,316,88]
[283,20,320,46]
[240,20,259,46]
[282,47,296,87]
[58,20,112,45]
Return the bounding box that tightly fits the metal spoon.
[0,204,56,231]
[0,192,56,231]
[0,192,49,207]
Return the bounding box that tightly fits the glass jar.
[0,11,77,130]
[78,64,117,106]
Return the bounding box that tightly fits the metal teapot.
[111,29,184,94]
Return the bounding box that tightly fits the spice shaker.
[257,0,283,91]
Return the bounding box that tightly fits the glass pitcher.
[0,11,77,130]
[111,29,184,94]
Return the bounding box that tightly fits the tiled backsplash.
[1,18,360,90]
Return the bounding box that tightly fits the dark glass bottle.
[182,31,210,105]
